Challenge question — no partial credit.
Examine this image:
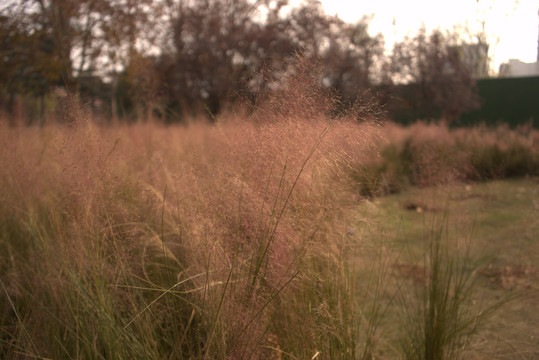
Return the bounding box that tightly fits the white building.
[499,59,539,78]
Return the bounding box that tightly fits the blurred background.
[1,0,538,125]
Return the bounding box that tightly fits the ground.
[353,178,539,359]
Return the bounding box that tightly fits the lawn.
[353,179,539,359]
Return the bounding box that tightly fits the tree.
[1,0,389,121]
[161,0,275,116]
[320,19,385,105]
[1,0,156,90]
[389,29,480,122]
[159,0,385,119]
[0,10,63,119]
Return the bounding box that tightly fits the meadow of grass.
[0,104,385,359]
[0,90,538,359]
[354,121,539,196]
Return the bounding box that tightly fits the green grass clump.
[397,217,505,360]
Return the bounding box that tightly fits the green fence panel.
[460,76,539,128]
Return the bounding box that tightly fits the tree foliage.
[1,0,485,123]
[1,0,155,88]
[388,29,480,121]
[0,13,62,97]
[155,0,385,118]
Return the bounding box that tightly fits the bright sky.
[320,0,539,73]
